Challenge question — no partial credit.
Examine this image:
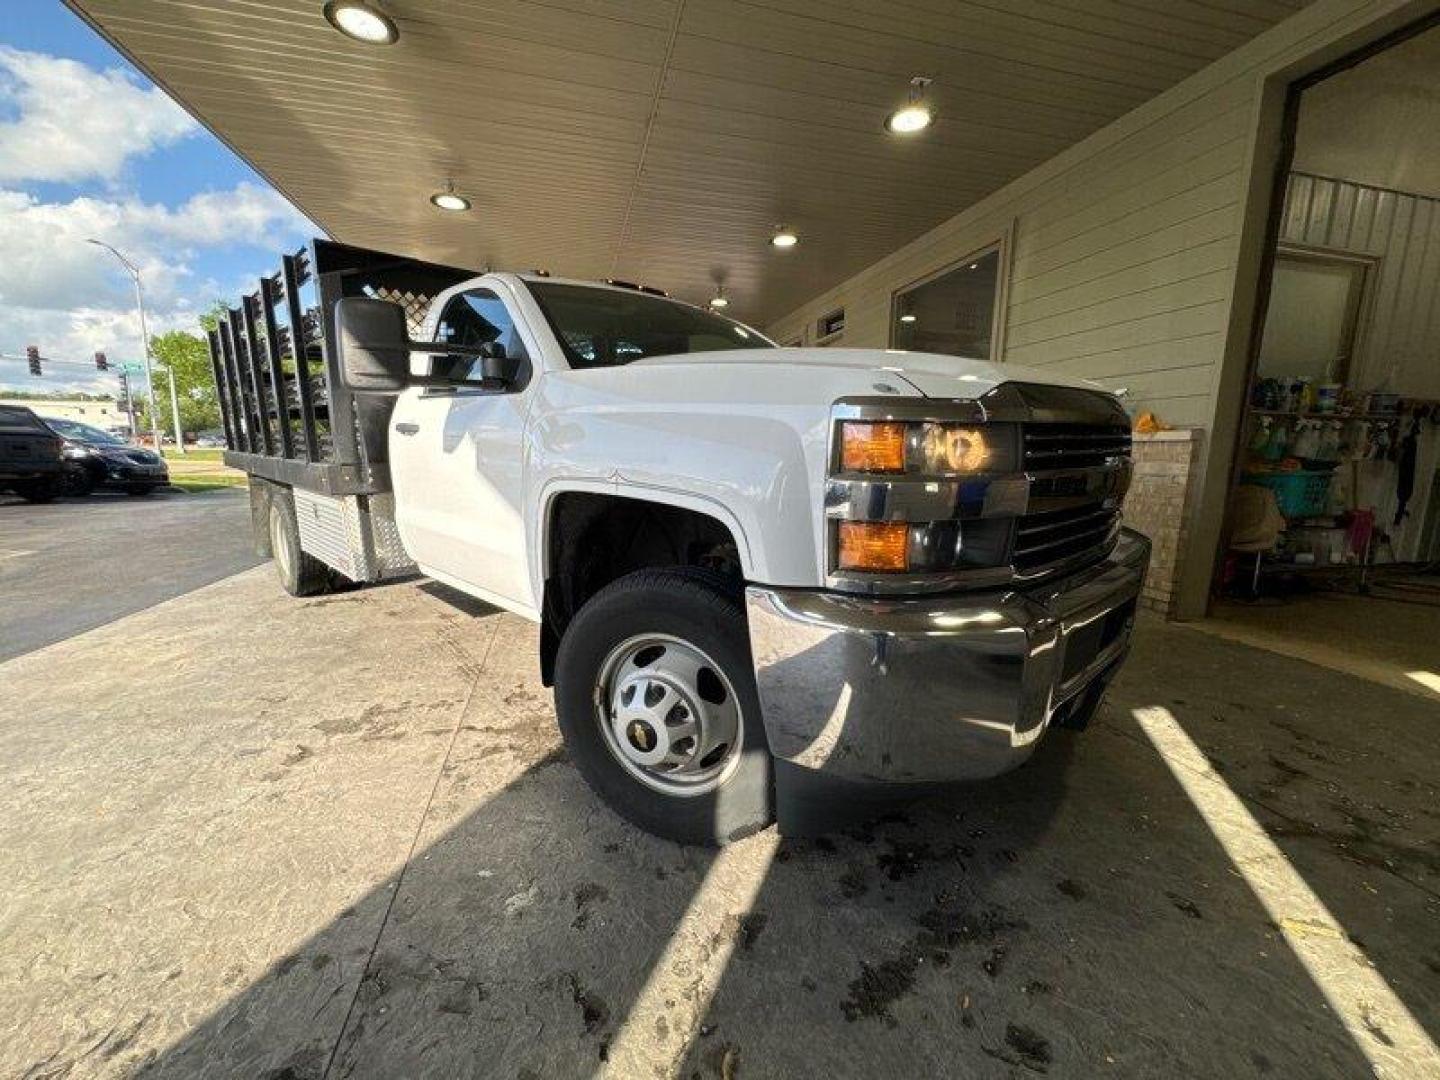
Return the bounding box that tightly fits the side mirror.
[335,297,410,393]
[478,342,522,387]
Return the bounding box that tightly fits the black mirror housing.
[480,348,521,387]
[336,297,410,392]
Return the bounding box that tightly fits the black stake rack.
[207,239,474,495]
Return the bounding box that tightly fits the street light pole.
[86,239,184,455]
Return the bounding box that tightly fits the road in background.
[0,489,262,661]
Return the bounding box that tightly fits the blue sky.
[0,0,316,395]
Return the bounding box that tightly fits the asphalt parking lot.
[0,488,261,661]
[2,503,1437,1078]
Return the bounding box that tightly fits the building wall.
[1276,170,1440,557]
[23,399,124,425]
[1280,171,1440,398]
[765,0,1432,616]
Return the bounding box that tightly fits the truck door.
[388,284,538,612]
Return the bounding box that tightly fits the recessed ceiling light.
[886,76,933,135]
[968,262,978,270]
[708,287,729,309]
[771,228,798,249]
[323,2,398,44]
[430,182,470,212]
[886,105,932,134]
[899,313,917,323]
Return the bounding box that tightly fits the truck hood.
[627,347,1117,400]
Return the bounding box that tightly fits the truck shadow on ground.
[130,679,1393,1078]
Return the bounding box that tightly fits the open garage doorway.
[1208,14,1440,700]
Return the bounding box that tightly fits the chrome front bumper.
[745,528,1150,785]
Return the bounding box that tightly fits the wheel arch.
[536,485,752,686]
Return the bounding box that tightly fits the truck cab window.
[525,281,775,370]
[434,289,529,382]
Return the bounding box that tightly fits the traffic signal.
[95,351,109,371]
[26,345,41,376]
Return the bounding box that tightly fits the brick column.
[1124,428,1204,615]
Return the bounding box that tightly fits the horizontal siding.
[1278,172,1440,559]
[1281,172,1440,399]
[766,0,1417,433]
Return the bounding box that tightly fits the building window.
[816,308,845,343]
[892,246,1002,359]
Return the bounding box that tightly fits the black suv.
[42,417,170,496]
[0,404,65,502]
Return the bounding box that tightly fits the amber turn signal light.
[837,521,909,572]
[840,421,906,473]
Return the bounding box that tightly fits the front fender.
[527,369,837,591]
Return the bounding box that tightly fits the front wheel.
[554,568,773,846]
[61,464,95,497]
[17,478,59,503]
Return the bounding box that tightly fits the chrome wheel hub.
[597,634,743,796]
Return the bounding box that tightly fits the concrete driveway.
[2,555,1437,1078]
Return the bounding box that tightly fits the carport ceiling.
[67,0,1311,324]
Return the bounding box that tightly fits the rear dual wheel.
[553,568,774,846]
[267,488,333,597]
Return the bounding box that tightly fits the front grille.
[1014,503,1122,573]
[1014,420,1131,577]
[1023,423,1131,471]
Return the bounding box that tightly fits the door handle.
[395,422,420,436]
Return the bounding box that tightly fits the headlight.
[837,420,1016,476]
[914,423,990,473]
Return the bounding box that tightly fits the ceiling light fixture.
[323,2,399,44]
[886,76,933,135]
[899,313,917,324]
[708,285,729,309]
[771,227,798,249]
[429,181,470,212]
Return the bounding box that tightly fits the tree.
[141,301,231,435]
[149,327,219,434]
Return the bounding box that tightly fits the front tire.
[554,568,773,846]
[17,478,59,503]
[62,464,95,497]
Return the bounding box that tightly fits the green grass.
[162,446,226,462]
[167,475,248,493]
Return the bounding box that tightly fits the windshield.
[44,418,126,445]
[525,281,775,370]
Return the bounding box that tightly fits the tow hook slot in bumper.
[744,528,1150,787]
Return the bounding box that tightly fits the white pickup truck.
[214,241,1149,844]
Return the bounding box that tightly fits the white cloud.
[0,184,314,396]
[0,46,197,184]
[0,183,311,312]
